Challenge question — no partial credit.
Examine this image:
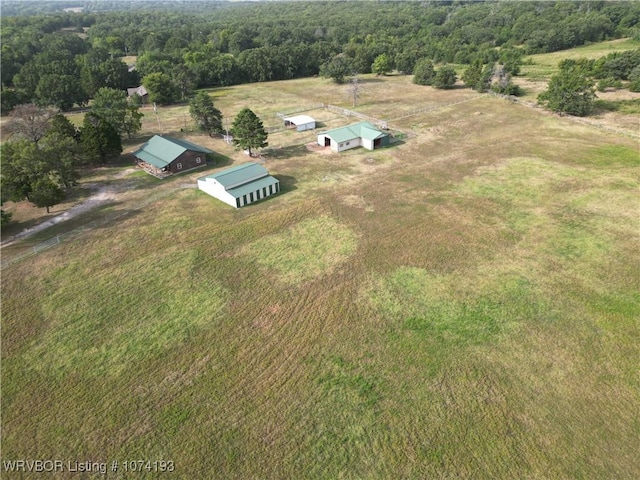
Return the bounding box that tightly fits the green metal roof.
[227,175,279,199]
[321,121,388,143]
[133,135,213,168]
[200,162,269,189]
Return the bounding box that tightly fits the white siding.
[362,138,374,150]
[199,177,280,209]
[197,178,237,208]
[336,138,362,152]
[296,122,315,131]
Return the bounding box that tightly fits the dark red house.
[133,135,213,177]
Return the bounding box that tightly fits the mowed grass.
[2,75,639,479]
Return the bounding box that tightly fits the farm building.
[317,121,389,152]
[126,85,148,103]
[283,115,316,131]
[197,162,280,208]
[133,135,212,177]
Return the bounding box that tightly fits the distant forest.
[2,1,639,111]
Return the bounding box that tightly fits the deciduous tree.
[6,104,57,143]
[538,66,596,116]
[30,175,65,213]
[36,74,85,111]
[372,53,392,76]
[92,87,142,138]
[320,54,352,84]
[143,72,179,105]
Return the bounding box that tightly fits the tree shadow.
[387,139,407,148]
[274,174,298,194]
[209,153,235,169]
[262,144,310,161]
[2,200,129,246]
[357,77,386,84]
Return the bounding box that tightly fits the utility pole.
[153,102,161,131]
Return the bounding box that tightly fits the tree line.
[2,1,638,111]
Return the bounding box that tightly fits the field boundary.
[1,186,185,269]
[487,91,640,139]
[386,94,488,122]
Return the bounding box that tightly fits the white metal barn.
[317,121,390,153]
[283,115,316,131]
[197,162,280,208]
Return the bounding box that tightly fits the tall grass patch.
[24,248,227,378]
[238,215,358,286]
[366,267,544,349]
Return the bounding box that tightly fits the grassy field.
[2,72,639,479]
[520,38,640,80]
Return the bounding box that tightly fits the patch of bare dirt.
[1,185,120,246]
[306,141,333,155]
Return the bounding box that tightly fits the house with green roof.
[197,162,280,208]
[133,135,213,177]
[317,121,389,153]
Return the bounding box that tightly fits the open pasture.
[2,74,639,478]
[521,37,640,80]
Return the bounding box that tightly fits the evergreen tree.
[230,108,268,157]
[189,92,224,137]
[79,113,122,165]
[462,59,484,90]
[48,113,78,141]
[413,58,436,86]
[433,65,457,89]
[629,65,640,92]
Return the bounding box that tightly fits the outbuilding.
[317,121,389,153]
[126,85,148,104]
[133,135,212,177]
[197,162,280,208]
[284,115,316,132]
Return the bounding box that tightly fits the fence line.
[323,104,388,128]
[276,104,325,119]
[486,91,640,139]
[1,187,183,269]
[386,94,488,122]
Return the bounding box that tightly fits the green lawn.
[2,75,639,479]
[521,38,640,80]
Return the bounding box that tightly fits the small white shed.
[284,115,316,132]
